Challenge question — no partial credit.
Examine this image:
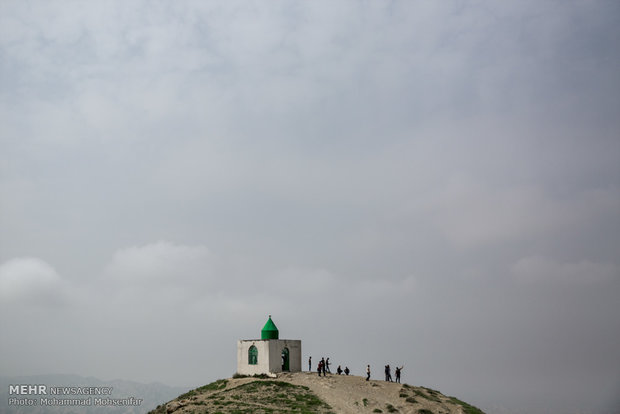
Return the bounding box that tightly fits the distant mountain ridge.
[1,374,186,414]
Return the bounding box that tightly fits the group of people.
[366,364,403,383]
[309,356,350,377]
[383,364,403,383]
[309,356,401,383]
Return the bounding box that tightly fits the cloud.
[0,1,619,411]
[102,240,216,290]
[511,256,619,284]
[266,266,417,310]
[96,240,420,329]
[428,177,620,247]
[270,267,338,295]
[0,257,67,305]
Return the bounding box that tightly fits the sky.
[1,1,619,413]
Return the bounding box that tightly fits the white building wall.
[237,340,270,376]
[237,339,302,375]
[269,340,302,373]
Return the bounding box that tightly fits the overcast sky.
[1,1,619,413]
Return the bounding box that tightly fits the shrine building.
[236,316,301,376]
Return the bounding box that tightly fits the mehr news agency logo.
[8,384,143,407]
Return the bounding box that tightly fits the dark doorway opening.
[281,347,290,371]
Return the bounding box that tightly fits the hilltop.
[148,372,485,414]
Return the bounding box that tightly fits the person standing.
[325,357,331,373]
[395,366,403,383]
[366,365,371,381]
[317,360,322,377]
[308,356,312,372]
[385,365,392,382]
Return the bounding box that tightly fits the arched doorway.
[281,347,290,371]
[248,345,258,365]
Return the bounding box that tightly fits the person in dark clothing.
[337,365,342,375]
[395,366,403,383]
[366,365,371,381]
[325,358,331,373]
[321,358,326,376]
[344,366,350,375]
[385,365,392,382]
[317,360,322,377]
[308,356,312,372]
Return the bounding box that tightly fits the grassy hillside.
[149,379,333,414]
[149,373,485,414]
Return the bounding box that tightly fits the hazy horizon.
[1,1,619,413]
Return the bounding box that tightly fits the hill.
[148,372,485,414]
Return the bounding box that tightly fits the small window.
[248,345,258,365]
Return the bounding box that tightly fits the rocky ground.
[148,372,485,414]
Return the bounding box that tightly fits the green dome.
[261,315,279,340]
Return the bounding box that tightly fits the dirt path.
[281,372,466,414]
